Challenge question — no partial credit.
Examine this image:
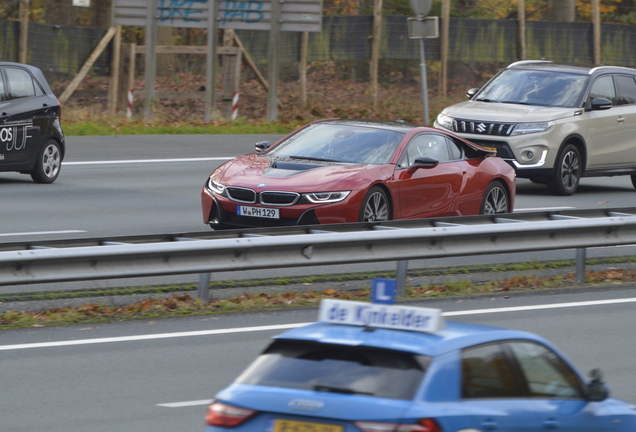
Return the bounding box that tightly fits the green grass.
[63,118,301,136]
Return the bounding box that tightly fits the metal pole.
[205,0,219,122]
[198,273,211,301]
[396,260,408,296]
[143,0,157,120]
[266,0,281,121]
[576,248,586,284]
[418,34,429,126]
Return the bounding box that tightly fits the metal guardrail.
[2,208,636,300]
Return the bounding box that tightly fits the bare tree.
[547,0,575,21]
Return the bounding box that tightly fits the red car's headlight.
[304,191,351,203]
[207,178,226,195]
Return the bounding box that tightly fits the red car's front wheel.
[359,186,390,222]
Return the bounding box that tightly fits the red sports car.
[201,119,516,229]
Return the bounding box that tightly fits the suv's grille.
[260,191,300,206]
[226,187,256,203]
[453,119,516,136]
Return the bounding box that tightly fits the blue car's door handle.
[481,419,498,430]
[543,418,559,429]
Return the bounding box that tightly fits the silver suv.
[435,60,636,195]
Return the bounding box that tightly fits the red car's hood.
[217,154,389,192]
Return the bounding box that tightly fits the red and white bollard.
[231,92,239,120]
[126,90,133,118]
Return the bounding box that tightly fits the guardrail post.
[198,273,211,301]
[576,248,586,284]
[396,260,408,296]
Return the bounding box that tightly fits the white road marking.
[4,297,636,353]
[514,207,576,212]
[157,399,213,408]
[0,230,87,237]
[63,157,233,165]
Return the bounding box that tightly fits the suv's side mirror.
[586,368,609,402]
[590,97,612,111]
[255,141,271,153]
[466,88,480,99]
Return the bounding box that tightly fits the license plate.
[271,419,344,432]
[236,205,280,219]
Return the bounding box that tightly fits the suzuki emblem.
[476,123,487,133]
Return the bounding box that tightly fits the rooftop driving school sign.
[114,0,323,32]
[318,299,445,333]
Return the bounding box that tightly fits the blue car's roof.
[274,320,546,357]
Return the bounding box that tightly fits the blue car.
[204,300,636,432]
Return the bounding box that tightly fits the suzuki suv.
[435,60,636,195]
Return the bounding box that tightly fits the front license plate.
[236,205,280,219]
[271,419,344,432]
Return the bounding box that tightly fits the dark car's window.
[235,340,431,400]
[475,69,588,107]
[5,67,38,99]
[588,75,616,105]
[397,134,450,168]
[0,73,5,102]
[462,343,520,398]
[615,75,636,105]
[508,342,584,399]
[267,123,404,165]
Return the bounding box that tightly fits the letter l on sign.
[371,278,396,304]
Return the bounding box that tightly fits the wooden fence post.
[518,0,526,60]
[117,43,136,114]
[440,0,450,98]
[592,0,601,65]
[19,0,29,63]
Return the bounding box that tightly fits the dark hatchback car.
[0,62,65,183]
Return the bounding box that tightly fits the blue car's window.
[235,340,431,400]
[508,342,584,399]
[462,343,521,398]
[268,124,404,165]
[475,69,588,108]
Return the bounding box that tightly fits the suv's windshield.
[267,123,404,165]
[235,340,431,400]
[475,69,588,108]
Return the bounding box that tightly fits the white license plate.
[236,205,280,219]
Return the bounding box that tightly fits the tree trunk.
[547,0,575,21]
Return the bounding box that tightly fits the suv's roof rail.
[507,60,553,68]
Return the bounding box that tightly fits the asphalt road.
[2,134,636,294]
[2,287,636,432]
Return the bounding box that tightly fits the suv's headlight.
[304,191,351,203]
[207,178,226,195]
[511,121,555,136]
[436,113,454,130]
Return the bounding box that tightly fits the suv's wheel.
[547,144,581,196]
[31,139,61,184]
[480,181,509,214]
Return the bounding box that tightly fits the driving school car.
[204,300,636,432]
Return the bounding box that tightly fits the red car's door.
[394,133,465,218]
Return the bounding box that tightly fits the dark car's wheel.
[31,139,61,184]
[480,181,509,215]
[359,186,390,222]
[547,144,581,196]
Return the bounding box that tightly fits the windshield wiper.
[313,384,374,396]
[288,155,340,163]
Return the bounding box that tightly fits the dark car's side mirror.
[586,368,609,402]
[255,141,271,153]
[590,97,612,111]
[466,88,480,99]
[410,156,439,171]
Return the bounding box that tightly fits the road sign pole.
[205,0,218,122]
[418,35,429,126]
[266,0,282,121]
[143,0,157,120]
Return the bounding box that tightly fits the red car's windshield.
[268,123,405,165]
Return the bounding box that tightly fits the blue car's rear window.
[235,340,431,400]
